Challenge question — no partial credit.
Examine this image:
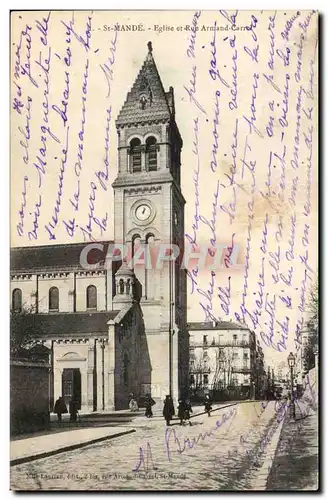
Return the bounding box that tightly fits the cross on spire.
[147,41,153,54]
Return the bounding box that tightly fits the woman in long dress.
[163,395,175,426]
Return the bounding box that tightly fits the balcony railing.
[190,367,211,374]
[231,365,252,373]
[190,339,250,348]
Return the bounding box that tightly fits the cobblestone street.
[11,402,287,491]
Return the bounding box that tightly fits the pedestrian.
[163,394,175,426]
[53,396,67,423]
[145,394,155,418]
[177,399,185,425]
[204,394,212,417]
[129,393,139,412]
[184,398,193,426]
[69,397,78,423]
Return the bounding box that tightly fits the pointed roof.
[116,41,174,127]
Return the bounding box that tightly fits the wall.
[75,273,106,311]
[114,305,146,410]
[11,270,109,313]
[11,276,37,310]
[38,274,73,313]
[11,360,50,435]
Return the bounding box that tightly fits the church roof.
[116,41,174,127]
[10,241,115,273]
[15,311,120,338]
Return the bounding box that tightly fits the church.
[10,42,189,412]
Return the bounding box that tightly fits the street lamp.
[287,352,296,419]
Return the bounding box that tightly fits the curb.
[190,401,240,419]
[190,399,261,419]
[10,428,136,467]
[250,412,286,490]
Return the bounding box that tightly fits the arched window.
[12,288,22,312]
[146,136,157,171]
[86,285,97,309]
[126,280,131,295]
[119,279,125,294]
[49,287,59,311]
[145,233,155,300]
[132,234,141,261]
[130,138,142,172]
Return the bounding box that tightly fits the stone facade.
[188,322,258,399]
[10,43,188,412]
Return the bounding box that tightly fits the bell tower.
[112,42,188,405]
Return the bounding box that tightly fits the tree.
[192,352,210,390]
[10,306,47,360]
[303,277,319,372]
[212,348,234,390]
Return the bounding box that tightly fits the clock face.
[135,204,151,221]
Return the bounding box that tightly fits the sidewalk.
[266,400,319,491]
[10,426,135,466]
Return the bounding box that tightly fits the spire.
[116,42,173,127]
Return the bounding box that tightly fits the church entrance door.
[62,368,81,409]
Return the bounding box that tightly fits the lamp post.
[287,352,296,419]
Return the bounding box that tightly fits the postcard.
[10,9,318,491]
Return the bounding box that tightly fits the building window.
[130,138,142,172]
[86,285,97,309]
[203,335,208,345]
[12,288,22,312]
[119,279,125,294]
[233,334,238,344]
[204,374,209,385]
[49,287,59,311]
[190,375,195,385]
[243,350,249,359]
[233,351,239,359]
[146,136,157,171]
